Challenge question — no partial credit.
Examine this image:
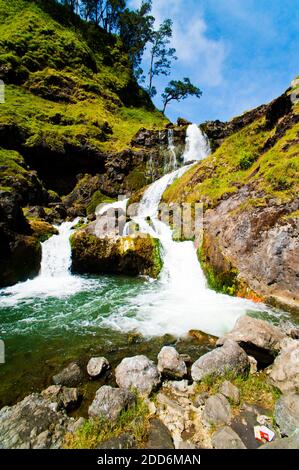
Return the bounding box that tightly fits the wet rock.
[157,346,187,379]
[87,357,110,378]
[217,316,287,365]
[259,430,299,449]
[203,394,231,426]
[191,340,250,382]
[41,385,81,411]
[88,385,135,421]
[269,339,299,393]
[212,426,246,449]
[219,381,240,405]
[52,362,84,387]
[144,419,174,449]
[115,355,161,397]
[274,394,299,436]
[0,393,75,449]
[97,432,136,449]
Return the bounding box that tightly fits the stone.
[248,355,258,374]
[191,340,250,382]
[279,320,299,340]
[97,433,136,449]
[41,385,81,411]
[0,393,75,449]
[274,394,299,436]
[144,419,174,449]
[52,362,84,387]
[193,392,209,407]
[269,339,299,394]
[259,430,299,449]
[217,316,287,365]
[88,385,135,421]
[115,355,161,397]
[219,381,240,404]
[87,357,110,378]
[212,426,246,449]
[203,394,231,426]
[157,346,187,379]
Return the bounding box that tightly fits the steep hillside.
[163,80,299,313]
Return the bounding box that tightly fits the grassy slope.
[0,0,167,191]
[164,100,299,209]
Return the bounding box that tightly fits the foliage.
[162,78,202,113]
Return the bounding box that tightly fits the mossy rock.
[70,229,162,279]
[29,219,58,242]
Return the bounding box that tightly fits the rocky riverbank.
[1,315,298,449]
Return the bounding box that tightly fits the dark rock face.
[52,362,85,387]
[145,419,174,449]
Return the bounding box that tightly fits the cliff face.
[164,81,299,313]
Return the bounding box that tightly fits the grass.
[63,396,150,449]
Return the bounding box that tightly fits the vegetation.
[63,395,150,449]
[162,78,202,113]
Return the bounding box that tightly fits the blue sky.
[129,0,299,124]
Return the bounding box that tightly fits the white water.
[167,128,178,171]
[183,124,211,163]
[0,218,93,303]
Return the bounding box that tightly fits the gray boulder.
[144,419,174,449]
[53,362,84,387]
[41,385,81,411]
[97,433,136,449]
[191,340,250,382]
[157,346,187,379]
[217,316,286,364]
[269,339,299,394]
[259,430,299,449]
[212,426,246,449]
[87,357,110,378]
[203,394,231,426]
[115,355,161,396]
[274,394,299,436]
[88,385,135,420]
[219,381,240,404]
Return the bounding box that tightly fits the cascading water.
[166,128,178,172]
[183,124,211,163]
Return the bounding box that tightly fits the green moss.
[86,190,115,216]
[63,395,150,449]
[29,219,58,242]
[126,168,147,192]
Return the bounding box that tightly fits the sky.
[128,0,299,124]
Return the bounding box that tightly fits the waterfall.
[183,124,211,163]
[166,128,178,172]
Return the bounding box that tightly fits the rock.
[0,393,75,449]
[203,394,231,426]
[274,394,299,436]
[269,339,299,393]
[212,426,246,449]
[248,355,258,374]
[115,355,161,397]
[52,362,84,387]
[217,316,287,365]
[41,385,81,411]
[279,320,299,340]
[97,433,136,449]
[259,429,299,449]
[144,419,174,449]
[87,357,110,378]
[71,228,162,279]
[88,385,135,420]
[219,381,240,404]
[193,392,209,407]
[157,346,187,379]
[191,340,250,382]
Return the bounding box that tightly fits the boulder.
[157,346,187,379]
[219,381,240,405]
[88,385,135,420]
[97,432,136,449]
[269,339,299,393]
[217,316,287,365]
[41,385,81,411]
[212,426,246,449]
[203,394,231,426]
[52,362,84,387]
[274,394,299,436]
[259,429,299,449]
[0,393,77,449]
[191,340,250,382]
[144,419,174,449]
[115,355,161,397]
[71,229,162,279]
[87,357,110,378]
[279,320,299,340]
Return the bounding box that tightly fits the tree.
[119,1,154,80]
[161,78,202,113]
[148,19,177,97]
[80,1,126,32]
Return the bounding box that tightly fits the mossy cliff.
[163,85,299,313]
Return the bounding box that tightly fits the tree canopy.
[162,78,202,113]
